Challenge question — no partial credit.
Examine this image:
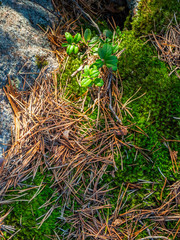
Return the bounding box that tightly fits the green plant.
[57,56,85,98]
[62,32,81,54]
[93,43,118,71]
[81,65,103,87]
[62,29,119,88]
[84,28,92,42]
[60,23,180,218]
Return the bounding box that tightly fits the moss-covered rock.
[126,0,180,35]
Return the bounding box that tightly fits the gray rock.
[126,0,140,10]
[0,0,59,157]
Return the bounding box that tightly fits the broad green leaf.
[94,78,104,87]
[91,46,98,52]
[98,44,112,59]
[84,29,92,42]
[66,45,71,54]
[106,64,117,71]
[105,55,118,71]
[100,39,105,44]
[74,33,81,43]
[65,32,73,44]
[88,82,93,87]
[66,45,74,55]
[105,55,118,65]
[61,43,69,47]
[103,29,113,39]
[82,73,88,77]
[90,65,98,70]
[73,45,79,54]
[90,69,100,78]
[89,36,99,45]
[92,59,104,69]
[84,65,90,75]
[104,38,111,43]
[81,78,92,87]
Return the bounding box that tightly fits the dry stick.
[53,70,58,101]
[71,64,84,77]
[71,0,101,35]
[108,71,122,124]
[81,90,88,112]
[139,220,153,240]
[38,205,56,229]
[138,237,171,240]
[113,183,124,219]
[96,87,101,127]
[8,229,21,240]
[54,230,61,240]
[157,190,180,213]
[60,56,69,89]
[172,219,180,240]
[122,87,146,109]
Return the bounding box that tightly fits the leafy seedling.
[81,65,104,87]
[62,32,81,55]
[84,28,92,43]
[94,43,118,71]
[83,29,100,53]
[62,30,119,89]
[103,29,113,39]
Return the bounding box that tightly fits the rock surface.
[0,0,59,157]
[0,0,140,157]
[126,0,140,12]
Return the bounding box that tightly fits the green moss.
[117,30,180,134]
[2,172,60,239]
[57,56,87,98]
[35,55,48,70]
[125,0,180,35]
[57,24,180,217]
[103,29,180,212]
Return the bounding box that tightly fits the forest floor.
[0,0,180,239]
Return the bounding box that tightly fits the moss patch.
[125,0,180,35]
[2,172,59,239]
[35,55,48,70]
[103,29,180,211]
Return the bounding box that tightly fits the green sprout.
[62,32,81,55]
[62,28,120,88]
[94,43,118,71]
[81,65,104,87]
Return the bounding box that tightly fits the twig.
[8,229,21,240]
[157,167,167,179]
[138,236,171,240]
[108,72,122,124]
[71,0,101,35]
[71,63,86,77]
[96,87,101,127]
[139,220,153,240]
